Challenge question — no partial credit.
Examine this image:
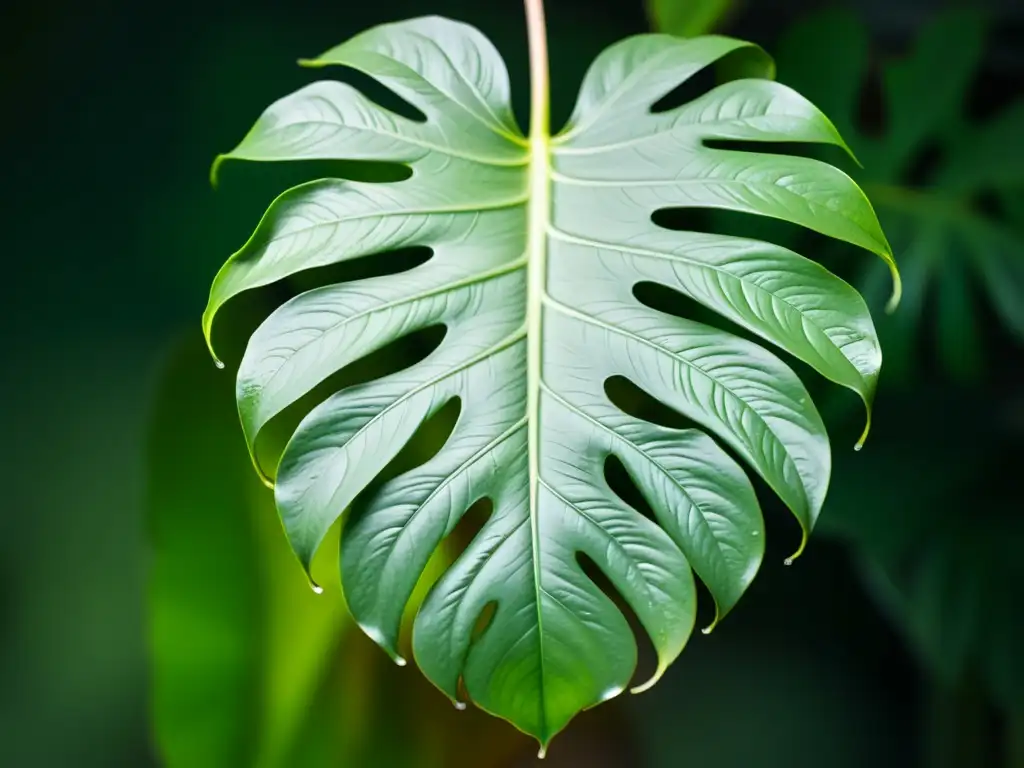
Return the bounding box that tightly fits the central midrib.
[524,109,551,738]
[525,134,550,539]
[524,0,552,747]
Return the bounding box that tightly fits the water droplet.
[537,746,547,760]
[783,557,794,567]
[454,700,467,711]
[214,359,225,370]
[854,443,864,452]
[751,530,760,537]
[395,655,407,667]
[701,626,712,635]
[310,580,324,594]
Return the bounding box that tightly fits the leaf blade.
[203,16,893,748]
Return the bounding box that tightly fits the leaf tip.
[885,265,903,314]
[297,57,326,69]
[785,530,808,566]
[537,745,547,760]
[209,154,227,188]
[309,579,324,595]
[359,623,405,666]
[877,249,902,313]
[201,310,224,369]
[240,423,275,488]
[701,603,722,635]
[251,455,275,489]
[855,407,872,451]
[630,662,667,695]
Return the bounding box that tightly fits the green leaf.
[647,0,739,37]
[773,9,869,146]
[203,15,894,749]
[878,9,985,179]
[777,8,1024,374]
[939,101,1024,193]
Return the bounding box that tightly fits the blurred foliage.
[775,8,1024,383]
[822,387,1024,714]
[646,0,740,37]
[762,8,1024,725]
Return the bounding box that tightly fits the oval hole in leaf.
[604,375,696,431]
[209,245,434,366]
[702,138,853,169]
[604,378,783,547]
[575,551,659,690]
[632,280,761,346]
[333,67,428,123]
[215,157,413,193]
[650,46,773,114]
[286,245,433,295]
[649,207,857,283]
[471,600,498,643]
[255,325,448,475]
[602,454,656,524]
[603,455,718,637]
[650,205,816,249]
[343,396,465,663]
[632,280,822,403]
[445,496,494,553]
[360,394,463,494]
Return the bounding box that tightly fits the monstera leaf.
[776,9,1024,382]
[203,12,896,750]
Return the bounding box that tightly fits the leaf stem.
[525,0,550,138]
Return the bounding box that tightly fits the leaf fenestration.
[203,16,893,749]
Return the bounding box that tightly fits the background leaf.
[646,0,740,37]
[776,8,1024,382]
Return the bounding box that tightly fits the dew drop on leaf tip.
[309,580,324,594]
[454,700,467,711]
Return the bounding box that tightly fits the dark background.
[2,0,1022,766]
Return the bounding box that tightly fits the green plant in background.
[201,2,899,751]
[762,10,1024,764]
[775,8,1024,382]
[646,0,739,38]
